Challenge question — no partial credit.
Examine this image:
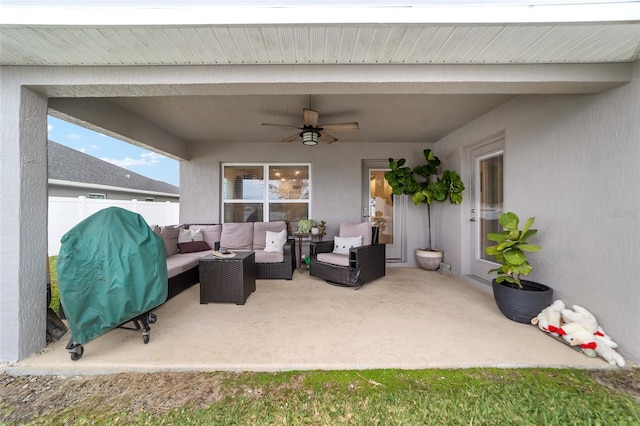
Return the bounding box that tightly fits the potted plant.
[485,211,553,323]
[316,220,326,234]
[385,149,465,270]
[297,218,314,234]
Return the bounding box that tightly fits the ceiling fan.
[262,108,359,145]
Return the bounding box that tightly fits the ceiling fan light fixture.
[302,130,319,146]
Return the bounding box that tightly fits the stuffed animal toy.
[560,305,599,334]
[531,300,565,335]
[556,322,626,367]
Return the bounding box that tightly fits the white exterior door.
[362,160,405,262]
[467,136,505,281]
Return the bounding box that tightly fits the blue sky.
[47,116,179,187]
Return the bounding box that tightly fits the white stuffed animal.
[531,300,565,336]
[561,305,599,334]
[559,322,625,367]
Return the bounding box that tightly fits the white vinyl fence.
[48,196,179,256]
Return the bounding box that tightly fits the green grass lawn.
[48,256,60,315]
[4,368,638,425]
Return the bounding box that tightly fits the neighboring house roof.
[48,140,179,195]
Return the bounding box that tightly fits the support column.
[0,73,49,362]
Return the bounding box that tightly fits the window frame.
[221,163,312,223]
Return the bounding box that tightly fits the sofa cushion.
[190,224,222,250]
[253,221,287,250]
[254,249,284,264]
[317,252,350,267]
[166,253,196,278]
[264,229,287,253]
[160,225,183,257]
[220,222,254,250]
[178,240,211,253]
[333,235,363,255]
[339,222,372,245]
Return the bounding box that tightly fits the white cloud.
[101,151,163,168]
[67,133,81,140]
[141,151,165,163]
[90,144,100,150]
[47,124,53,133]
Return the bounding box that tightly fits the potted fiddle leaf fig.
[485,211,553,323]
[385,149,465,271]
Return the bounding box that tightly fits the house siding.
[435,60,640,365]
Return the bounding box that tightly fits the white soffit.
[1,1,640,66]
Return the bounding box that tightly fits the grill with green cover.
[57,207,168,360]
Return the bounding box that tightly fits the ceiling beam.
[48,98,190,161]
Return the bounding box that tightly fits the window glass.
[223,166,264,200]
[223,164,310,224]
[269,203,309,224]
[269,165,309,200]
[224,203,264,223]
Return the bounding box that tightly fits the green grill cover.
[57,207,168,344]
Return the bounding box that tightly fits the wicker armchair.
[309,222,385,288]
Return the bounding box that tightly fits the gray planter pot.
[492,279,553,324]
[415,249,442,271]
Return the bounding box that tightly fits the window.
[223,164,310,228]
[88,193,106,199]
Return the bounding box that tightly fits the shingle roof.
[48,140,179,195]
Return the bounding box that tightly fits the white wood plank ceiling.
[2,2,639,146]
[2,22,640,66]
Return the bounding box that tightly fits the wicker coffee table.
[199,251,256,305]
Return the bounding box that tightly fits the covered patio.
[5,269,608,376]
[1,1,639,366]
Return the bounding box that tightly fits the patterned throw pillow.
[264,229,287,253]
[333,235,363,255]
[178,228,204,243]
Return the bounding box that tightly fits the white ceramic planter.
[415,249,442,271]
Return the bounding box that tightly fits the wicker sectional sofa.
[154,221,296,298]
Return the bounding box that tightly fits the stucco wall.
[179,141,434,263]
[0,82,49,362]
[434,61,640,364]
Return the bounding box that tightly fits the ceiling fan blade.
[303,108,319,127]
[319,132,338,144]
[320,122,359,132]
[282,133,301,143]
[262,123,301,130]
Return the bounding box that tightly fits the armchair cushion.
[339,222,372,244]
[317,252,350,267]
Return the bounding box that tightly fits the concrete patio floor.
[3,267,612,376]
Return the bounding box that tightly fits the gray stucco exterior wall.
[435,61,640,364]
